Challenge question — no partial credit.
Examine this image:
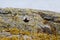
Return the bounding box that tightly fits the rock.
[0,8,60,39]
[0,32,11,36]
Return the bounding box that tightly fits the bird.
[23,18,29,22]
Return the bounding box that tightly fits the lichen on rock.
[0,8,60,40]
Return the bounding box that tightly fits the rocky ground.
[0,8,60,40]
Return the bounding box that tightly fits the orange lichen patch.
[31,32,57,40]
[57,35,60,40]
[1,37,10,40]
[19,37,24,40]
[50,35,57,40]
[0,33,59,40]
[0,37,2,40]
[20,30,31,36]
[32,33,44,37]
[26,38,31,40]
[19,30,25,35]
[23,31,31,35]
[11,36,19,40]
[9,27,20,35]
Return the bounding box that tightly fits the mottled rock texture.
[0,8,60,40]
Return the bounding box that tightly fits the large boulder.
[0,8,60,37]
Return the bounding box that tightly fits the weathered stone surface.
[0,8,60,40]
